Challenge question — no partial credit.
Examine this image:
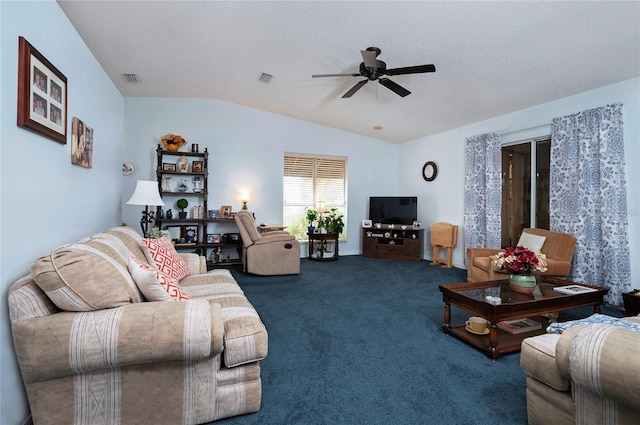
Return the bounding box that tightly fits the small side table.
[308,232,339,261]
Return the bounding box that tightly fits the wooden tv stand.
[362,227,424,262]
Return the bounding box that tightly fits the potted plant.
[322,208,344,235]
[305,208,318,234]
[145,226,168,239]
[176,198,189,219]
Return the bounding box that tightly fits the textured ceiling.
[57,1,640,143]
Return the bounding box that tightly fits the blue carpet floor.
[213,256,620,425]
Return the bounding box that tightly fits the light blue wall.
[1,2,638,425]
[399,77,640,290]
[0,1,124,424]
[122,97,400,256]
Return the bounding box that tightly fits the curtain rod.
[501,122,551,137]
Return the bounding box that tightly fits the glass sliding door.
[501,138,550,248]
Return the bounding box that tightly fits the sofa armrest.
[542,259,571,277]
[254,233,296,245]
[557,324,640,410]
[466,247,503,263]
[179,253,207,274]
[12,299,224,383]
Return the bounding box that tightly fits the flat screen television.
[369,196,417,225]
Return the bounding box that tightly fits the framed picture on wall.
[192,161,203,173]
[17,36,67,144]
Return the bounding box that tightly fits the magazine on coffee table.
[497,318,542,334]
[553,285,597,295]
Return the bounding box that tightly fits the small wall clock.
[422,161,437,181]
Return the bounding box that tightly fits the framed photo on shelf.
[17,36,67,144]
[192,161,203,173]
[165,226,182,242]
[163,163,176,172]
[412,221,422,230]
[220,205,232,218]
[184,225,198,243]
[207,233,221,244]
[362,219,372,228]
[208,210,220,219]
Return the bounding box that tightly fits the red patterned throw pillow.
[128,258,190,301]
[142,237,191,281]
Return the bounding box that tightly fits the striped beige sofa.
[8,226,267,425]
[521,316,640,425]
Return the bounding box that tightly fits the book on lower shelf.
[553,285,597,295]
[497,318,542,334]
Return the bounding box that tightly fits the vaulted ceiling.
[58,1,640,143]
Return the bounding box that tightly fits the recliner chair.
[467,228,577,282]
[234,211,300,275]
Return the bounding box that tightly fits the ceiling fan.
[312,47,436,98]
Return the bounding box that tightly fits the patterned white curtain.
[464,131,502,264]
[550,103,631,305]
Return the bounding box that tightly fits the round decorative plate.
[122,162,135,175]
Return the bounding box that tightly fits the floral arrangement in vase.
[493,246,548,275]
[161,133,186,151]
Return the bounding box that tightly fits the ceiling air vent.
[259,73,273,84]
[122,73,139,83]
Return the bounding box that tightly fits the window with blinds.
[283,154,347,240]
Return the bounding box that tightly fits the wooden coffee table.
[439,276,608,360]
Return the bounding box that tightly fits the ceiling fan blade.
[378,78,411,97]
[342,79,368,98]
[386,64,436,76]
[361,49,378,69]
[312,73,360,78]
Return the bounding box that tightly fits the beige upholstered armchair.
[467,228,577,282]
[234,211,300,275]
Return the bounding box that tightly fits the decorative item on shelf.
[193,176,203,192]
[493,246,548,294]
[220,205,232,218]
[177,155,189,172]
[192,161,203,173]
[166,209,173,219]
[191,143,199,153]
[176,199,189,219]
[161,133,186,152]
[192,205,203,219]
[162,176,172,192]
[177,179,188,192]
[126,180,166,236]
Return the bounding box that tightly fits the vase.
[177,155,189,172]
[509,274,537,294]
[165,143,180,152]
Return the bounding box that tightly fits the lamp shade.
[127,180,165,206]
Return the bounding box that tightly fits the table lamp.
[127,180,165,236]
[240,192,250,210]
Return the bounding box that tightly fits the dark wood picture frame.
[192,161,203,173]
[163,163,176,172]
[184,225,198,243]
[17,36,67,144]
